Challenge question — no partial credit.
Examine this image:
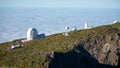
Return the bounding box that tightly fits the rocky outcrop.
[85,33,120,67]
[47,33,120,68]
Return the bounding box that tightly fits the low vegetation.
[0,22,120,68]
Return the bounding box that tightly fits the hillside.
[0,22,120,68]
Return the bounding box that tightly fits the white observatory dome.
[65,26,69,30]
[113,21,118,24]
[27,28,38,41]
[72,27,77,31]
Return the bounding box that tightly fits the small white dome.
[113,21,118,24]
[27,28,38,41]
[72,27,77,31]
[65,26,69,30]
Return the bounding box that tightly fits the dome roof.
[113,21,118,24]
[72,27,77,31]
[27,28,38,40]
[65,26,69,30]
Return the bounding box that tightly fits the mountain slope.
[0,23,120,68]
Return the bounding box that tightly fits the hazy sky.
[0,0,120,8]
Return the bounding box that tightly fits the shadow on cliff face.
[48,44,116,68]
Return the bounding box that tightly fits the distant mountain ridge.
[0,22,120,68]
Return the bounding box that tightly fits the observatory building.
[72,27,77,31]
[26,28,45,41]
[113,21,119,24]
[27,28,38,41]
[84,21,88,29]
